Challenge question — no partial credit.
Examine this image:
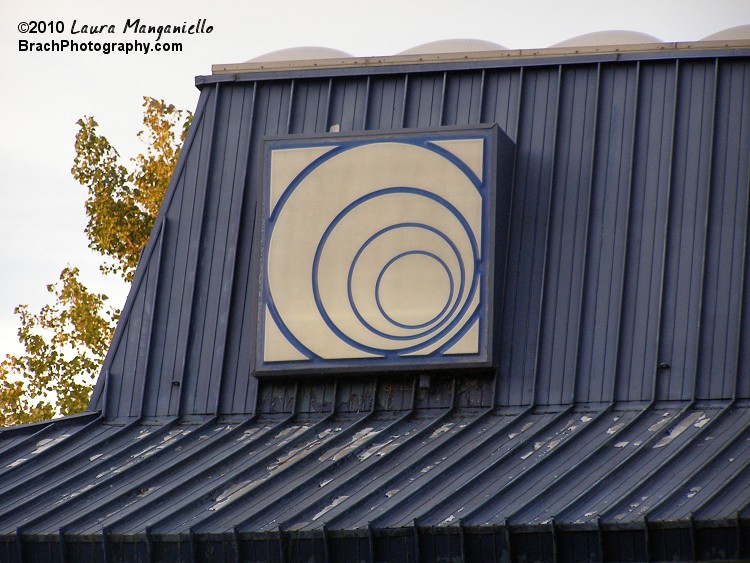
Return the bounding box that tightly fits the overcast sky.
[1,0,748,363]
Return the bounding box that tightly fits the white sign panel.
[256,128,501,374]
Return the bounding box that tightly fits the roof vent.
[552,30,662,48]
[246,46,353,63]
[397,38,506,56]
[701,25,750,41]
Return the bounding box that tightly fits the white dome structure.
[247,46,352,63]
[702,25,750,41]
[397,39,506,55]
[552,30,662,48]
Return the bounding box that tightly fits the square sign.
[255,126,505,375]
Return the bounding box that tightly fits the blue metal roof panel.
[1,399,749,560]
[94,53,749,418]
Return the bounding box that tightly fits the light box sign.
[255,125,510,375]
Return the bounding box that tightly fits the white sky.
[0,0,748,361]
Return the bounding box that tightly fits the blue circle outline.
[374,250,454,330]
[268,138,484,224]
[312,187,480,355]
[348,225,463,339]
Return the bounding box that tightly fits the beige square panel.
[256,128,500,374]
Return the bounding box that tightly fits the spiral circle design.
[265,141,483,360]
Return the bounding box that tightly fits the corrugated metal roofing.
[2,41,750,562]
[86,45,750,419]
[1,382,749,561]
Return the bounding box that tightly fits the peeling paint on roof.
[319,427,378,462]
[312,495,349,521]
[654,412,705,448]
[32,434,70,454]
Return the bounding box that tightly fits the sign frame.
[253,124,513,376]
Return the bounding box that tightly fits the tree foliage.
[72,98,191,281]
[0,97,191,426]
[0,268,116,425]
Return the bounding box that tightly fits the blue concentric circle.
[342,221,465,344]
[312,187,478,354]
[375,250,454,330]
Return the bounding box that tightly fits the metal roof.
[2,42,750,562]
[2,381,750,561]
